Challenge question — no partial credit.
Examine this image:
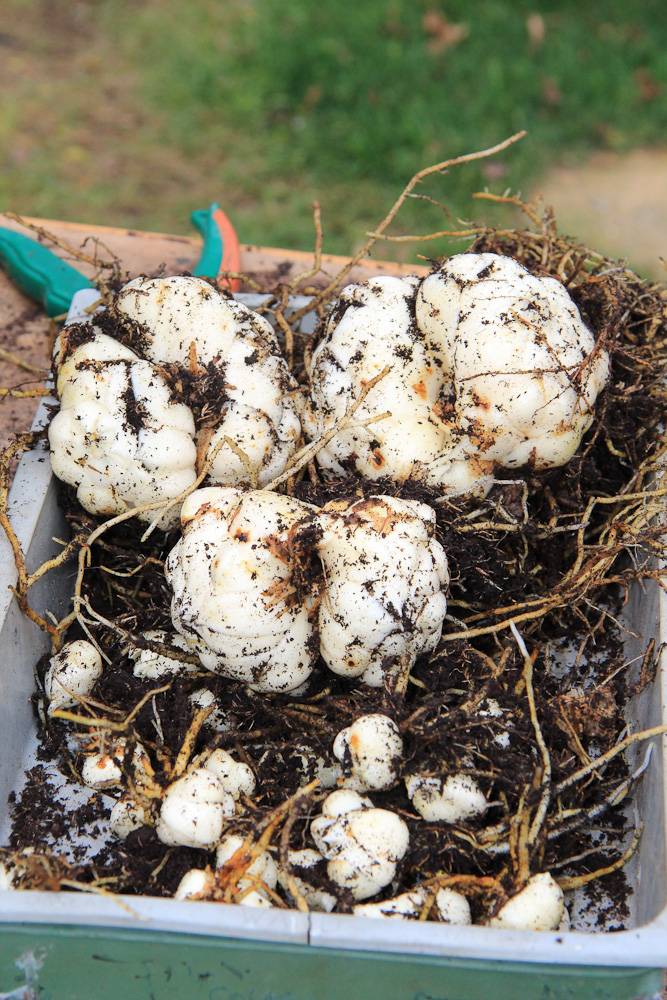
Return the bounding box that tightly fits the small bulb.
[174,868,216,901]
[81,740,148,790]
[129,630,199,680]
[277,849,338,912]
[108,797,149,840]
[188,689,229,731]
[204,749,256,800]
[489,873,564,931]
[215,833,277,907]
[156,768,235,848]
[0,861,17,891]
[333,713,403,791]
[311,791,409,901]
[353,886,471,924]
[405,773,487,823]
[45,640,103,714]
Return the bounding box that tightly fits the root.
[287,131,526,327]
[264,365,391,491]
[510,622,551,847]
[555,823,643,892]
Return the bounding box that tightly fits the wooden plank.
[1,216,430,290]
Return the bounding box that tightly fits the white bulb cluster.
[156,768,235,849]
[46,257,601,931]
[166,488,448,693]
[303,254,609,496]
[105,734,253,848]
[49,276,301,525]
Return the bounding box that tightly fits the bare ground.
[532,148,667,280]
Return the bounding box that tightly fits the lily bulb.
[304,254,609,496]
[166,487,319,693]
[315,495,448,686]
[310,790,409,901]
[44,639,103,714]
[333,714,403,791]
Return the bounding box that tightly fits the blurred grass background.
[1,0,666,268]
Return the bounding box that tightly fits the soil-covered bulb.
[49,331,197,528]
[156,765,236,848]
[128,630,199,679]
[80,739,150,791]
[405,772,488,823]
[277,848,338,912]
[315,495,449,686]
[174,868,216,901]
[215,833,279,908]
[165,488,449,692]
[304,253,609,496]
[108,797,149,840]
[488,872,564,931]
[49,276,301,526]
[333,714,403,791]
[310,789,410,900]
[44,639,103,714]
[353,886,471,923]
[203,749,256,800]
[113,276,301,486]
[166,487,319,693]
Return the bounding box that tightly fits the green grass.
[2,0,667,263]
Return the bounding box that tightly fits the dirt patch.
[532,149,667,280]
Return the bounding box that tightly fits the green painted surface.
[0,925,662,1000]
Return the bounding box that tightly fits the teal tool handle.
[0,205,240,317]
[0,227,92,318]
[191,204,224,278]
[190,202,241,290]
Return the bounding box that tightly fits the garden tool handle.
[191,203,242,292]
[0,204,241,317]
[0,226,92,318]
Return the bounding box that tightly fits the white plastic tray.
[1,290,666,971]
